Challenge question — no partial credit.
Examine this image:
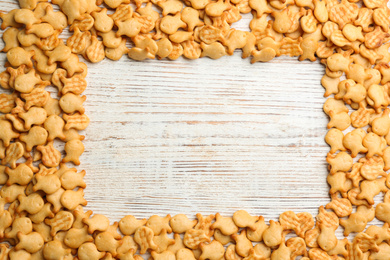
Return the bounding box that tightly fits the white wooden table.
[1,0,383,240]
[81,56,331,221]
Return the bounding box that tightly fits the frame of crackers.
[0,0,390,258]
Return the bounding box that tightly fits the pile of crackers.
[0,0,390,258]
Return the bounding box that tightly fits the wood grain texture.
[0,0,384,240]
[81,56,331,220]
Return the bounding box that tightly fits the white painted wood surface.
[0,0,383,239]
[81,56,331,220]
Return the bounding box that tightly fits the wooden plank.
[80,56,332,222]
